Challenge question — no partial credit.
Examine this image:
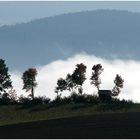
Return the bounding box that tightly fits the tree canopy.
[112,74,124,96]
[22,68,37,99]
[68,63,87,92]
[90,64,104,91]
[0,59,12,95]
[55,63,87,95]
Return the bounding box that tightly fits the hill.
[1,10,140,70]
[0,102,139,125]
[1,109,140,138]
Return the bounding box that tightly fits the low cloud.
[10,53,140,102]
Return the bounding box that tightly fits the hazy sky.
[1,1,140,25]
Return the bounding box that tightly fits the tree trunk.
[97,87,99,95]
[78,86,83,95]
[31,87,34,100]
[56,92,59,99]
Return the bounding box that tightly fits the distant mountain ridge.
[1,9,140,70]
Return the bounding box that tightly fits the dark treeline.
[0,58,129,106]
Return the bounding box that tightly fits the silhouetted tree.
[22,68,37,99]
[55,63,87,95]
[8,89,17,103]
[90,64,104,92]
[66,73,74,92]
[67,63,87,94]
[112,74,124,96]
[55,78,67,97]
[0,59,12,95]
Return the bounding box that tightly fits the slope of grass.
[0,102,139,126]
[1,112,140,138]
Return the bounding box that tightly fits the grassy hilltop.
[0,101,138,126]
[0,102,140,138]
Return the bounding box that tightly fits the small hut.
[98,90,112,102]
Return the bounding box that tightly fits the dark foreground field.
[1,112,140,139]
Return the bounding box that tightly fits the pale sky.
[1,1,140,26]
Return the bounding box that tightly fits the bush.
[51,93,101,104]
[43,97,51,104]
[60,96,72,104]
[85,95,100,104]
[51,96,63,104]
[70,93,100,104]
[0,93,11,105]
[18,95,50,105]
[51,95,73,105]
[70,93,86,103]
[97,98,134,111]
[30,97,43,105]
[18,96,31,105]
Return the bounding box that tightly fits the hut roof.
[98,90,112,95]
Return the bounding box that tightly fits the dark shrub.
[70,93,86,103]
[51,96,62,104]
[60,96,72,104]
[0,93,11,105]
[51,93,100,104]
[30,97,43,105]
[85,95,100,104]
[51,95,72,104]
[43,97,51,104]
[97,98,134,111]
[18,95,50,105]
[18,96,31,105]
[70,93,100,104]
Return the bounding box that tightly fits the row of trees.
[55,63,124,98]
[0,59,124,103]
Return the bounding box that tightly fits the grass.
[0,101,139,126]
